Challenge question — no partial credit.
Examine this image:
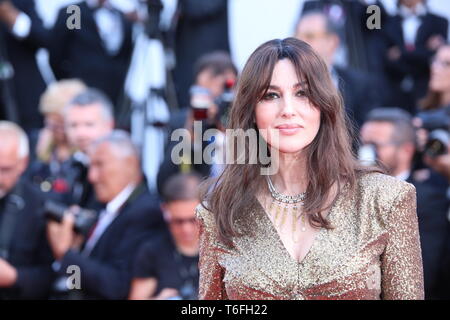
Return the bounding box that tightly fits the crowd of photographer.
[0,0,449,300]
[0,87,203,300]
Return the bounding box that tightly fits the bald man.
[47,130,166,299]
[0,121,53,299]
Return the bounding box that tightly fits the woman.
[28,79,86,197]
[417,44,450,182]
[416,44,450,299]
[421,44,450,111]
[196,38,424,300]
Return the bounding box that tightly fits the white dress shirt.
[87,0,124,56]
[399,3,427,47]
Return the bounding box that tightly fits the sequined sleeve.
[380,183,424,300]
[196,205,228,300]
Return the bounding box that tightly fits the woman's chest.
[217,205,389,299]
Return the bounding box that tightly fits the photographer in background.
[360,108,450,299]
[129,173,200,300]
[0,121,53,299]
[172,51,237,132]
[416,44,450,183]
[156,51,237,195]
[415,44,450,298]
[62,88,114,209]
[47,130,166,299]
[26,79,87,201]
[41,88,114,298]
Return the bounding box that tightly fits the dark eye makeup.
[262,92,279,100]
[261,89,307,101]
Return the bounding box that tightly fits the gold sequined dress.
[196,172,424,300]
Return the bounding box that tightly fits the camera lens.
[358,144,378,165]
[425,129,449,157]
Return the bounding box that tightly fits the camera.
[190,86,211,121]
[357,143,378,166]
[416,105,450,157]
[43,201,97,236]
[214,78,235,127]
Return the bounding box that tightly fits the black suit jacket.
[301,0,390,71]
[156,108,216,195]
[56,182,166,300]
[407,170,450,299]
[173,0,230,108]
[335,66,379,130]
[49,1,133,108]
[0,0,51,130]
[0,179,54,299]
[379,12,448,112]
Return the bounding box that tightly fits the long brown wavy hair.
[199,38,380,245]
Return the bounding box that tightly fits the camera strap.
[0,185,24,260]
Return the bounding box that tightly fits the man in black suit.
[49,0,133,114]
[360,107,450,299]
[301,0,392,71]
[173,0,230,108]
[377,0,448,113]
[295,11,380,131]
[0,121,53,299]
[47,130,166,299]
[129,173,201,300]
[0,0,51,131]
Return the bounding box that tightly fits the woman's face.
[255,59,321,154]
[430,46,450,93]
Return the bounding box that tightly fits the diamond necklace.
[265,176,308,237]
[266,175,306,204]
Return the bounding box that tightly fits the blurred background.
[0,0,450,300]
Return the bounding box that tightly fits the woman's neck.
[270,151,308,195]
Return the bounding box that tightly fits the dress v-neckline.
[252,191,341,265]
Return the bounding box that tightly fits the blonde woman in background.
[27,79,86,198]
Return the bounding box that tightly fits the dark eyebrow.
[267,82,307,90]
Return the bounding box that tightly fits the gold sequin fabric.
[196,172,424,300]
